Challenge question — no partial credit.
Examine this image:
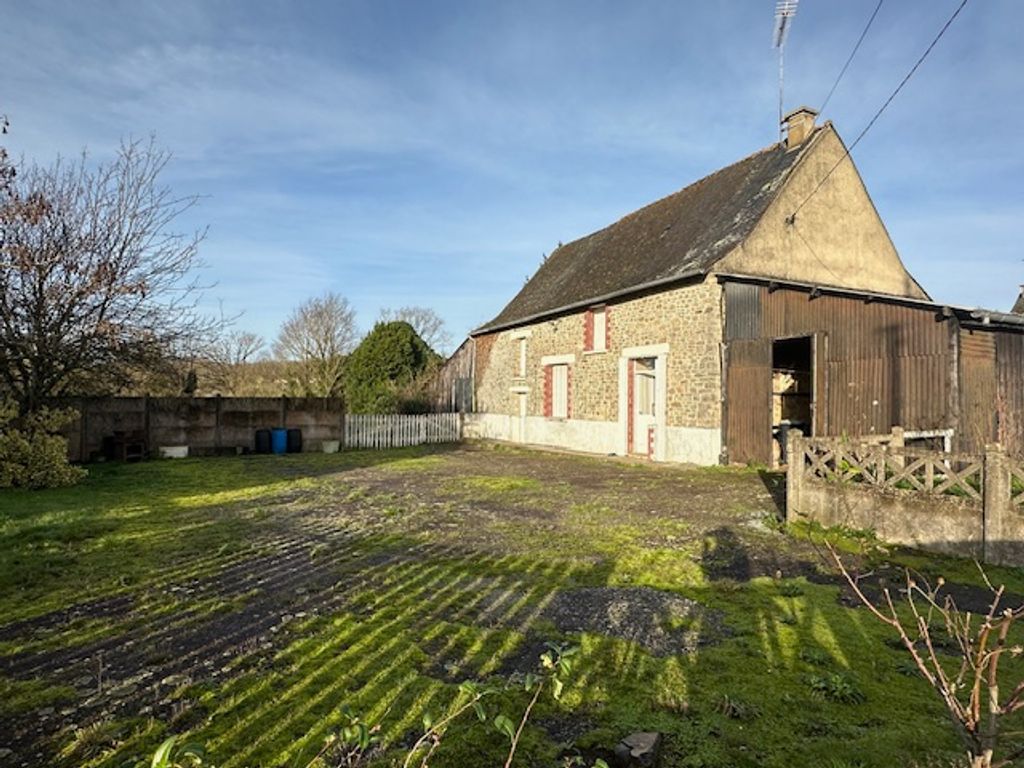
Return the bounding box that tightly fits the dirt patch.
[542,587,727,656]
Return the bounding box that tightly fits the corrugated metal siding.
[960,329,997,453]
[723,283,954,454]
[724,338,772,464]
[996,332,1024,456]
[724,282,761,341]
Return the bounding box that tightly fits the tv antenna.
[772,0,800,141]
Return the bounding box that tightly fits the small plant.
[304,706,381,767]
[798,648,830,666]
[808,672,866,704]
[60,720,127,762]
[403,680,500,768]
[894,658,920,677]
[493,642,580,768]
[714,693,760,721]
[561,753,610,768]
[778,581,804,597]
[147,736,208,767]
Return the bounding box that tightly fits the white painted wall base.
[465,413,721,465]
[464,413,514,441]
[664,426,722,465]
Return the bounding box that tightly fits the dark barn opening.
[771,336,813,465]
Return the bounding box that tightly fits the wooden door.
[960,330,997,453]
[726,338,772,465]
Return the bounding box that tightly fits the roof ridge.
[474,129,822,335]
[584,139,791,239]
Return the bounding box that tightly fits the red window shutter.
[627,358,635,454]
[566,366,573,419]
[584,310,594,351]
[543,365,553,418]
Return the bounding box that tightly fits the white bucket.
[321,440,341,454]
[158,445,189,459]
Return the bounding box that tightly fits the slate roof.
[474,130,820,334]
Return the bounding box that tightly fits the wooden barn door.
[960,330,998,453]
[725,339,772,465]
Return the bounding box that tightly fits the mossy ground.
[1,442,1021,767]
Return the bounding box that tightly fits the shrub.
[344,322,441,414]
[0,400,86,489]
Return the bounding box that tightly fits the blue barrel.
[270,428,288,455]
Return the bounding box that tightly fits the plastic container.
[270,428,288,455]
[158,445,188,459]
[255,429,272,454]
[286,428,302,453]
[321,440,340,454]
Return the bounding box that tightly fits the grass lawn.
[2,442,1024,767]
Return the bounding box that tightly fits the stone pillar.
[785,429,805,522]
[983,443,1012,565]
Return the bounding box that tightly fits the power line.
[818,0,885,115]
[788,0,970,221]
[793,222,844,285]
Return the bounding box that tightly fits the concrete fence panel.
[786,430,1024,566]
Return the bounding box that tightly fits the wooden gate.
[725,338,772,465]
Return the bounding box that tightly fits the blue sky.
[2,0,1022,352]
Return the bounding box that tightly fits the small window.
[551,364,569,419]
[584,306,608,352]
[592,307,607,351]
[517,337,527,377]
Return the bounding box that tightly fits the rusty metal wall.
[997,332,1024,456]
[960,329,998,454]
[723,282,955,455]
[724,338,772,464]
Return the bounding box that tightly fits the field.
[2,443,1024,767]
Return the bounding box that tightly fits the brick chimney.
[782,106,818,148]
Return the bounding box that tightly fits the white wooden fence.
[344,413,462,449]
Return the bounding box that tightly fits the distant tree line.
[0,114,453,484]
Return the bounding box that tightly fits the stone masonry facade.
[474,276,723,430]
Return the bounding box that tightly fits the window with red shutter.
[566,366,572,419]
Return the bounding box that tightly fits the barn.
[444,108,1024,465]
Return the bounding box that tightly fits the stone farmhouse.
[442,108,1024,465]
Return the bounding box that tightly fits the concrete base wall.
[665,426,723,465]
[465,412,721,465]
[795,480,984,559]
[61,397,345,461]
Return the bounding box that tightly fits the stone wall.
[472,276,724,463]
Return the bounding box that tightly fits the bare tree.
[378,306,452,355]
[274,293,357,397]
[204,330,265,395]
[0,114,13,198]
[826,542,1024,768]
[0,138,219,413]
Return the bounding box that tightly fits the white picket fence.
[344,413,462,449]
